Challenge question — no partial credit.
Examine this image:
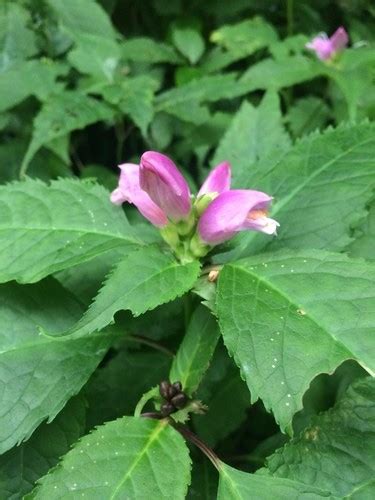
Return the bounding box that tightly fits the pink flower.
[198,161,231,197]
[110,163,168,227]
[198,190,279,245]
[140,151,191,222]
[306,27,349,60]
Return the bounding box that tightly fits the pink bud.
[198,161,231,197]
[306,27,348,60]
[198,189,279,245]
[140,151,191,222]
[110,163,168,227]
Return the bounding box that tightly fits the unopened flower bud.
[171,392,188,409]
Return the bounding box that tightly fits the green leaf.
[171,25,205,64]
[20,91,114,176]
[0,60,65,113]
[85,350,171,429]
[68,34,120,81]
[0,278,114,454]
[216,250,375,433]
[261,377,375,497]
[218,122,375,261]
[47,0,116,41]
[212,91,290,170]
[187,458,218,499]
[240,55,321,91]
[98,76,158,135]
[122,37,183,64]
[0,2,38,72]
[30,417,191,499]
[0,178,144,284]
[349,200,375,261]
[48,246,201,338]
[286,96,330,138]
[210,17,278,59]
[217,463,332,499]
[170,305,219,395]
[0,396,86,499]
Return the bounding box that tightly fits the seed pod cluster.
[159,380,188,416]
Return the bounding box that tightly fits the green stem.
[126,334,174,357]
[174,424,220,470]
[134,386,159,418]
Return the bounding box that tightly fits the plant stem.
[174,424,220,470]
[126,334,174,357]
[134,386,159,417]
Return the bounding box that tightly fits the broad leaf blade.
[262,377,375,497]
[349,199,375,261]
[216,250,375,432]
[0,396,86,499]
[0,279,113,454]
[0,179,143,283]
[30,417,191,499]
[212,91,290,170]
[170,305,219,395]
[51,246,201,338]
[217,463,331,499]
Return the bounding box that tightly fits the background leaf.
[0,278,114,454]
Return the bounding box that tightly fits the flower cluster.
[111,152,278,261]
[306,27,349,61]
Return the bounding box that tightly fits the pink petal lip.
[110,163,168,227]
[306,27,349,60]
[140,151,191,221]
[198,189,278,245]
[198,161,231,197]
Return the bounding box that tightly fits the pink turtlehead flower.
[140,151,191,222]
[110,163,168,227]
[198,190,279,245]
[198,161,231,197]
[306,27,349,60]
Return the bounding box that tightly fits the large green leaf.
[170,305,219,395]
[47,0,116,40]
[217,122,375,262]
[20,92,114,176]
[0,2,38,72]
[0,279,114,454]
[260,377,375,497]
[212,91,290,169]
[121,37,182,64]
[171,24,205,65]
[0,396,86,499]
[30,417,191,499]
[216,250,375,432]
[217,463,331,499]
[47,246,201,338]
[0,60,65,113]
[0,178,143,283]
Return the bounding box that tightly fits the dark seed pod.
[167,385,178,399]
[160,402,175,417]
[159,380,170,400]
[171,392,187,409]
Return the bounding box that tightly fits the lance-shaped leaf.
[0,279,114,455]
[30,417,191,499]
[170,305,220,395]
[0,178,144,284]
[216,122,375,262]
[260,377,375,497]
[217,463,332,499]
[0,396,86,499]
[47,246,201,338]
[216,249,375,433]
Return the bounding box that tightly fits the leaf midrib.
[109,420,168,499]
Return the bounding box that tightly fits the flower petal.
[140,151,191,221]
[330,27,349,52]
[198,161,231,197]
[198,189,275,245]
[111,163,168,227]
[306,35,334,60]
